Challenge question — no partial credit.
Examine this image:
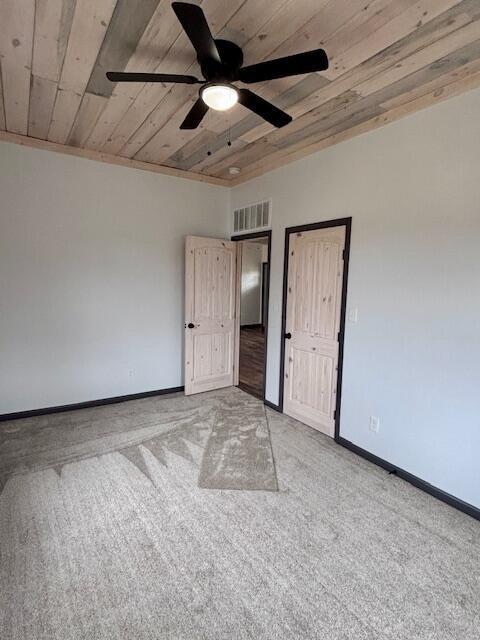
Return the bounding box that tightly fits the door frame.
[261,261,269,328]
[231,230,272,401]
[278,218,352,439]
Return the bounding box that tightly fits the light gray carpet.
[1,388,479,639]
[198,391,277,491]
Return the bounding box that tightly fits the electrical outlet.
[129,369,136,377]
[369,416,380,433]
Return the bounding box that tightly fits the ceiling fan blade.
[239,49,328,83]
[238,89,291,128]
[106,72,200,84]
[172,2,221,64]
[180,98,209,129]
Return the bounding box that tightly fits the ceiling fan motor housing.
[107,2,328,130]
[200,39,244,82]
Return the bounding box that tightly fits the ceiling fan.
[106,2,329,130]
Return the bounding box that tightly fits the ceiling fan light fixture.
[201,83,238,111]
[108,3,329,130]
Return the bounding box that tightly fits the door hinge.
[342,249,346,260]
[337,331,341,341]
[333,409,337,420]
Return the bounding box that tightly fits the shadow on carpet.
[198,391,278,491]
[0,388,278,493]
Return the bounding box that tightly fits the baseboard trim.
[0,386,185,422]
[264,399,281,413]
[336,436,480,521]
[4,392,477,520]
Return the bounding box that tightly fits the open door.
[185,236,237,395]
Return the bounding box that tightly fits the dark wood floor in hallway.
[239,325,265,400]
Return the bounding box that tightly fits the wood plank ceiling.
[1,0,480,185]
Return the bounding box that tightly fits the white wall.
[240,241,263,325]
[2,89,479,509]
[231,88,480,509]
[0,142,229,413]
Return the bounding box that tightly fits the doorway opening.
[232,231,271,401]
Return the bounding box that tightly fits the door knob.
[284,332,292,339]
[187,323,195,329]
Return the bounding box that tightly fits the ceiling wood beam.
[84,0,184,151]
[28,76,58,139]
[324,0,464,80]
[68,93,107,147]
[29,0,77,139]
[47,0,118,144]
[238,0,476,148]
[0,0,35,134]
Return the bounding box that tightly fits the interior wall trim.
[0,132,228,187]
[337,436,480,522]
[0,386,185,422]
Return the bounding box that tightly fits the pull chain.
[206,114,232,158]
[207,109,212,156]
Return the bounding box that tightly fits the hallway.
[239,325,265,399]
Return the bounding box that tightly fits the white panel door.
[185,236,237,395]
[283,226,345,436]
